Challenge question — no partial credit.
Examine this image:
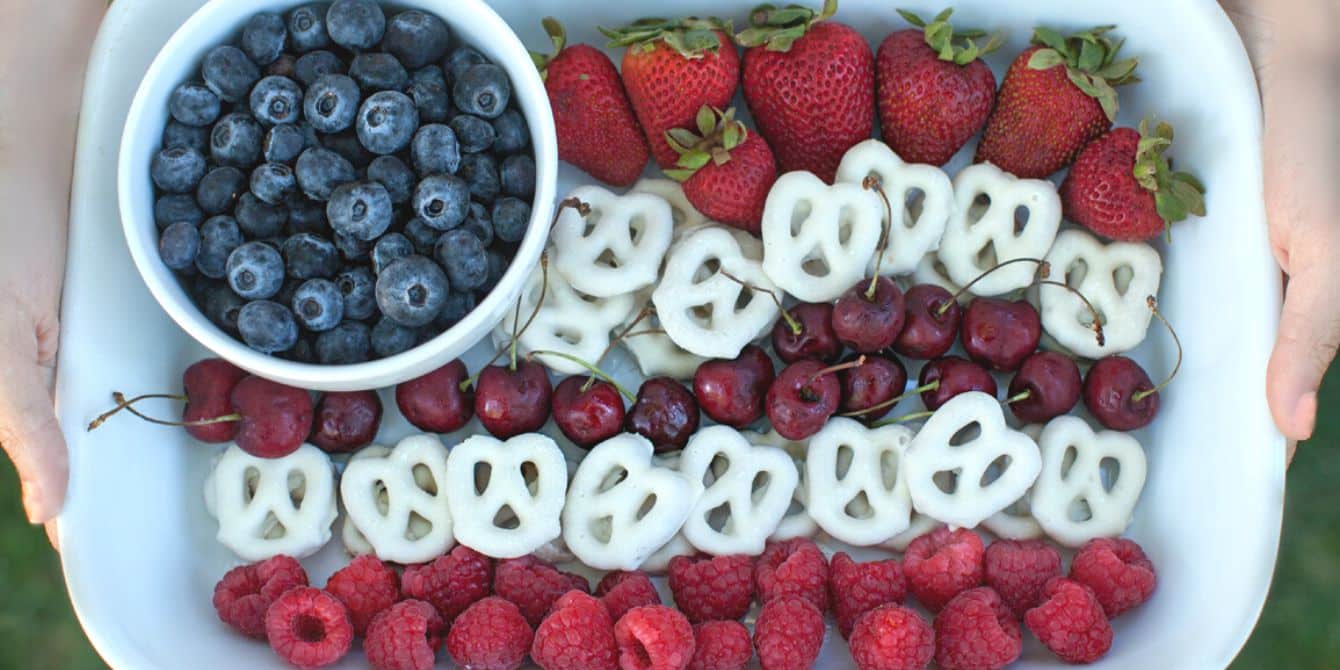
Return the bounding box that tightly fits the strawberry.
[666,106,778,234]
[602,17,740,168]
[1060,118,1206,241]
[534,18,650,186]
[736,0,873,182]
[976,26,1139,178]
[876,9,1001,166]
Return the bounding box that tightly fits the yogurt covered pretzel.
[678,426,800,555]
[445,432,567,559]
[1040,229,1163,358]
[205,443,338,561]
[835,139,955,276]
[550,185,675,298]
[938,163,1061,296]
[880,512,945,552]
[1030,415,1148,547]
[632,178,709,233]
[805,417,915,546]
[340,435,453,563]
[981,423,1045,540]
[761,171,885,302]
[620,290,708,379]
[744,429,818,541]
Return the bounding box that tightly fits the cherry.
[552,376,626,448]
[831,276,906,353]
[766,358,860,440]
[1083,356,1157,430]
[960,297,1042,372]
[694,344,776,428]
[310,390,383,453]
[395,359,474,433]
[1006,351,1081,423]
[919,355,997,411]
[182,358,248,443]
[475,358,553,438]
[625,377,700,453]
[837,353,907,422]
[772,302,841,363]
[895,284,962,360]
[228,376,314,458]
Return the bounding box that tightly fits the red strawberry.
[534,18,650,186]
[602,18,740,168]
[876,9,1001,166]
[1060,119,1206,241]
[736,0,873,182]
[976,26,1139,178]
[665,106,778,234]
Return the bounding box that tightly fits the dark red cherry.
[310,390,382,452]
[895,284,962,360]
[552,375,626,448]
[772,302,841,363]
[1084,355,1159,430]
[831,276,906,353]
[838,354,908,422]
[182,358,248,443]
[625,377,700,452]
[766,359,844,440]
[919,356,998,411]
[1006,351,1082,423]
[229,376,314,458]
[475,359,553,438]
[961,297,1041,372]
[694,345,775,428]
[396,359,474,434]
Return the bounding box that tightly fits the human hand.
[0,293,67,526]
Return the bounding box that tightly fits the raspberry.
[848,604,935,670]
[325,555,400,635]
[903,527,984,612]
[983,539,1062,619]
[531,591,619,670]
[264,587,354,670]
[829,551,907,638]
[1024,578,1113,664]
[364,600,446,670]
[401,545,493,624]
[597,570,662,622]
[753,595,824,670]
[613,605,695,670]
[446,596,534,670]
[933,587,1021,670]
[1069,537,1157,617]
[668,554,754,622]
[755,538,829,612]
[212,555,308,638]
[687,620,752,670]
[494,555,590,627]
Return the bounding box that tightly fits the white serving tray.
[55,1,1282,668]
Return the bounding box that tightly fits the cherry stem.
[621,328,667,339]
[1132,295,1182,401]
[1003,389,1032,405]
[1037,280,1106,347]
[871,409,935,427]
[839,380,940,418]
[88,391,239,431]
[527,350,636,401]
[719,269,800,335]
[509,253,551,371]
[585,305,653,391]
[863,176,893,301]
[936,257,1050,316]
[807,355,866,386]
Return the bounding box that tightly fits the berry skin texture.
[680,128,777,235]
[264,587,355,670]
[446,597,534,670]
[212,555,308,638]
[756,537,829,612]
[848,604,935,670]
[1061,127,1166,241]
[753,595,825,670]
[1069,537,1157,617]
[984,539,1063,619]
[493,555,590,627]
[597,570,662,622]
[876,30,996,167]
[401,545,494,624]
[324,554,400,636]
[1024,578,1114,664]
[903,527,985,612]
[667,554,754,623]
[544,40,650,186]
[531,591,619,670]
[613,605,696,670]
[934,587,1023,670]
[829,551,908,639]
[687,620,752,670]
[364,600,446,670]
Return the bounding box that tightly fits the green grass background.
[1,374,1336,669]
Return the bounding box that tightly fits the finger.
[0,359,68,524]
[45,518,59,552]
[1266,261,1340,441]
[1286,439,1298,466]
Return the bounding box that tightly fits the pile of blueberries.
[151,0,535,364]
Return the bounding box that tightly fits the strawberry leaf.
[1031,27,1069,55]
[1028,48,1066,70]
[896,8,926,28]
[676,150,712,170]
[1077,39,1103,72]
[1171,171,1205,193]
[696,106,717,137]
[664,168,697,182]
[722,122,742,150]
[1154,190,1187,224]
[1169,179,1206,217]
[667,127,701,150]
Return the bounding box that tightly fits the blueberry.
[250,162,296,204]
[326,0,386,51]
[491,109,530,154]
[445,46,488,82]
[500,154,536,199]
[304,74,360,133]
[370,316,418,357]
[461,202,494,246]
[372,232,414,274]
[155,194,204,230]
[413,174,469,230]
[327,180,393,240]
[287,4,331,53]
[163,121,210,153]
[367,155,414,204]
[294,50,345,87]
[435,291,477,329]
[290,278,345,331]
[482,247,509,294]
[492,197,530,243]
[169,82,221,126]
[150,146,207,194]
[210,113,263,167]
[196,166,248,215]
[449,115,494,154]
[315,321,371,363]
[249,76,303,126]
[238,300,299,353]
[410,124,460,175]
[159,221,200,271]
[241,13,287,66]
[408,65,453,123]
[196,215,244,278]
[282,232,340,279]
[453,64,510,119]
[286,195,328,235]
[235,193,287,237]
[268,53,298,79]
[458,153,500,202]
[434,228,488,291]
[319,129,374,168]
[284,336,317,363]
[202,45,261,103]
[200,281,247,333]
[294,147,355,200]
[335,266,377,319]
[334,231,372,262]
[263,123,309,163]
[349,53,409,92]
[376,255,449,327]
[356,91,418,155]
[403,217,440,254]
[226,241,285,299]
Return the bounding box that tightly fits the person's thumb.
[0,357,68,524]
[1267,258,1340,442]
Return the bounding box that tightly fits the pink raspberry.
[364,600,446,670]
[613,605,695,670]
[264,587,354,670]
[1025,577,1114,664]
[531,590,619,670]
[401,545,494,624]
[983,539,1062,618]
[934,587,1021,670]
[446,597,533,670]
[848,604,935,670]
[688,620,752,670]
[494,555,590,627]
[212,555,308,638]
[753,595,824,670]
[755,538,829,612]
[668,553,754,622]
[829,551,907,638]
[596,570,662,622]
[325,555,400,635]
[903,527,984,612]
[1069,537,1157,617]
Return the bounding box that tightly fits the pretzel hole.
[1065,259,1089,288]
[789,200,814,236]
[242,466,261,504]
[1099,457,1121,492]
[693,257,722,283]
[287,470,308,508]
[598,466,629,492]
[596,248,619,269]
[903,189,926,228]
[934,470,960,494]
[1112,264,1134,296]
[801,257,831,278]
[880,449,899,490]
[582,208,603,236]
[636,494,657,521]
[974,240,998,271]
[835,445,855,479]
[733,285,755,311]
[493,505,521,530]
[474,462,492,495]
[707,454,731,487]
[411,464,437,495]
[705,502,731,532]
[628,214,647,244]
[262,512,286,539]
[844,491,874,520]
[750,471,772,503]
[689,304,714,326]
[588,515,614,543]
[407,512,432,539]
[1067,497,1093,522]
[1060,446,1079,479]
[837,206,857,244]
[967,192,991,227]
[1012,206,1030,235]
[373,480,391,515]
[980,455,1011,487]
[520,461,540,497]
[948,422,982,446]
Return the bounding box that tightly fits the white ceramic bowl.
[118,0,557,391]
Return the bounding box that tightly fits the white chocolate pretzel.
[761,171,884,302]
[805,417,915,546]
[632,178,709,233]
[938,163,1060,296]
[880,512,945,552]
[640,533,696,574]
[913,253,970,302]
[205,443,337,561]
[1040,229,1163,358]
[340,435,453,563]
[982,424,1045,541]
[1030,415,1147,547]
[620,290,708,380]
[551,185,674,297]
[445,432,567,559]
[678,426,800,556]
[744,429,818,541]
